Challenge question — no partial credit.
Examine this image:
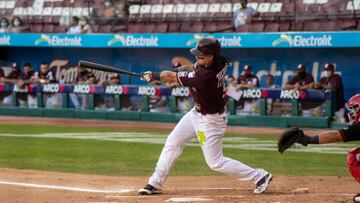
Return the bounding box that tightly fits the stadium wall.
[3,46,358,100]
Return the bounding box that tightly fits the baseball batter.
[138,37,272,195]
[278,94,360,202]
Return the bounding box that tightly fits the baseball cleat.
[253,173,272,194]
[138,184,162,195]
[354,193,360,203]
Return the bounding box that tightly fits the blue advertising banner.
[1,32,360,48]
[0,83,331,101]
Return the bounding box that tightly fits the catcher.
[278,94,360,203]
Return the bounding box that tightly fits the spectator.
[149,94,168,113]
[69,66,96,109]
[114,0,128,18]
[226,75,235,87]
[285,64,320,117]
[10,17,27,33]
[236,65,259,115]
[170,57,194,113]
[0,63,20,83]
[67,16,81,34]
[80,16,93,33]
[264,74,279,115]
[285,64,314,90]
[314,63,346,122]
[0,66,4,78]
[17,63,35,107]
[233,0,259,29]
[101,0,116,20]
[0,17,10,33]
[1,63,21,106]
[30,62,61,108]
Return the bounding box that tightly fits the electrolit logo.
[0,35,10,45]
[272,34,333,47]
[186,34,242,47]
[35,34,82,46]
[108,34,159,47]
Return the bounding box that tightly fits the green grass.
[0,124,354,177]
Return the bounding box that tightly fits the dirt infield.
[0,168,358,203]
[0,116,357,202]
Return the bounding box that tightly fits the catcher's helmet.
[190,37,221,57]
[347,94,360,125]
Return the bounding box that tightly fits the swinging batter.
[138,37,272,195]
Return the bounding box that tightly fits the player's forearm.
[160,71,178,85]
[284,83,295,89]
[318,131,343,144]
[173,65,194,72]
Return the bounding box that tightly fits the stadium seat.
[52,7,63,16]
[202,22,218,33]
[208,3,221,18]
[183,4,197,19]
[162,4,174,19]
[291,21,304,31]
[167,21,179,32]
[72,7,83,17]
[129,4,140,20]
[174,4,185,19]
[54,25,66,33]
[155,22,168,33]
[252,22,265,32]
[258,3,271,13]
[98,25,112,33]
[139,4,152,21]
[194,3,209,19]
[318,21,336,31]
[30,24,43,33]
[279,22,291,31]
[303,21,320,31]
[143,23,156,32]
[179,21,191,32]
[150,4,163,19]
[264,22,280,32]
[128,22,142,33]
[219,3,232,18]
[235,24,251,32]
[190,21,204,33]
[42,24,55,33]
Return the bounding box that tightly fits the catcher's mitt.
[278,127,304,153]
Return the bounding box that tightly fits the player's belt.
[195,104,225,115]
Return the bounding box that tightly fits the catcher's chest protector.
[347,147,360,183]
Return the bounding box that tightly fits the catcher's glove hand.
[278,127,304,154]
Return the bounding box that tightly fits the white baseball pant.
[148,107,268,189]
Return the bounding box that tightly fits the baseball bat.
[79,60,141,77]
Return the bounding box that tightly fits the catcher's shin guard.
[347,147,360,184]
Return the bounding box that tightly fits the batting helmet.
[190,37,221,57]
[347,94,360,125]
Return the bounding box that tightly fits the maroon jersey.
[237,73,259,87]
[0,68,4,78]
[177,63,226,115]
[6,70,20,79]
[339,123,360,142]
[320,74,345,110]
[287,73,314,86]
[20,70,34,81]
